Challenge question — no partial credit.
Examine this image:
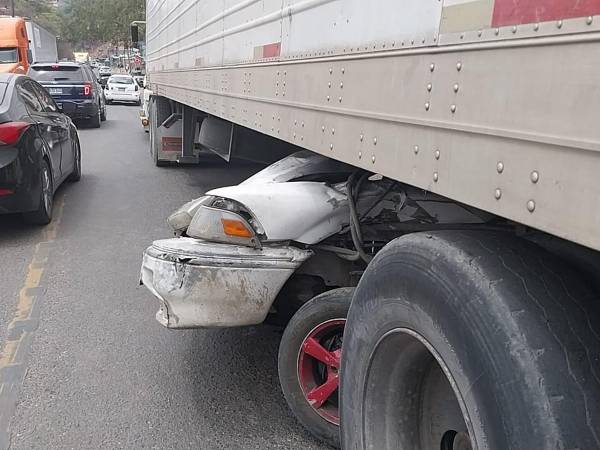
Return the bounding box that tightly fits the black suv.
[27,62,106,128]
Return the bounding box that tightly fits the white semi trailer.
[25,20,57,64]
[140,1,600,448]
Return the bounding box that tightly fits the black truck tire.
[279,287,354,448]
[340,231,600,450]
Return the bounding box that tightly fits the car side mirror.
[27,49,33,64]
[60,102,76,115]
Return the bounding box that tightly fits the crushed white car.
[140,151,355,328]
[140,150,489,329]
[139,150,494,446]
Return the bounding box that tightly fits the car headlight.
[186,197,264,248]
[167,196,213,235]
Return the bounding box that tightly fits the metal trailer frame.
[145,0,600,252]
[24,20,58,64]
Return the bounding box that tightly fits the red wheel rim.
[297,318,345,425]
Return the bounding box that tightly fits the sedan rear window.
[108,76,133,85]
[29,66,85,82]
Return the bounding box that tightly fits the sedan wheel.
[24,159,53,225]
[278,288,354,448]
[68,137,81,182]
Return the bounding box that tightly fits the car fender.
[207,182,349,244]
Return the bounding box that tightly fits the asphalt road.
[0,105,330,449]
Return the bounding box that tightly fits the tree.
[59,0,145,48]
[2,0,145,51]
[12,0,62,34]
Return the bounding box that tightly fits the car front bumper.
[140,237,313,328]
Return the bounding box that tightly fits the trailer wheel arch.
[340,230,600,450]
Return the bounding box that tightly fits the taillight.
[83,83,92,96]
[0,188,14,196]
[0,122,30,145]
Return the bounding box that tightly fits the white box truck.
[25,20,57,64]
[139,1,600,448]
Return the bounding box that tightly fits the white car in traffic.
[104,74,140,105]
[98,65,111,76]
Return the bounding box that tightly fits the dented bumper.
[140,238,312,328]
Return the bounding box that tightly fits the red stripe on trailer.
[161,136,182,152]
[492,0,600,26]
[262,42,281,58]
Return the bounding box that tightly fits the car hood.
[200,151,353,244]
[242,150,353,184]
[207,181,349,244]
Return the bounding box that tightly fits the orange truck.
[0,16,57,74]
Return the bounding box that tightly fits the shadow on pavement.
[0,184,72,245]
[179,325,330,448]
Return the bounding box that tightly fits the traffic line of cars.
[0,61,145,224]
[0,73,80,224]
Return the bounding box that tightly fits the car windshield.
[109,76,133,84]
[0,47,18,64]
[29,66,85,82]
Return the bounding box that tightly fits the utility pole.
[11,0,14,17]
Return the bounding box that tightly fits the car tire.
[68,136,81,182]
[24,159,53,225]
[100,103,106,121]
[89,107,101,128]
[340,231,600,450]
[279,287,354,449]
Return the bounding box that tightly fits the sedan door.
[15,79,62,180]
[29,81,73,177]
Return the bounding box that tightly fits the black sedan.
[0,73,81,224]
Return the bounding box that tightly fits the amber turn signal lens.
[221,218,253,237]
